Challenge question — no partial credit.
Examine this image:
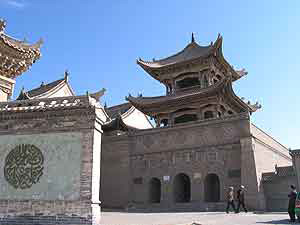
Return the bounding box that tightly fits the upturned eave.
[0,19,42,79]
[127,76,260,117]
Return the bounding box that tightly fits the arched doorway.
[204,173,220,202]
[149,178,161,203]
[173,173,191,203]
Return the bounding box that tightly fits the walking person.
[226,186,236,213]
[288,185,297,222]
[236,185,248,213]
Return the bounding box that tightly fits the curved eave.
[214,41,245,82]
[226,80,261,113]
[127,77,229,115]
[16,90,31,100]
[0,35,42,79]
[1,34,42,57]
[137,36,223,80]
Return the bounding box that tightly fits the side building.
[100,34,292,211]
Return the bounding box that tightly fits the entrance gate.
[204,173,220,202]
[149,178,161,203]
[173,173,191,203]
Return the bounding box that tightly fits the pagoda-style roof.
[137,34,247,82]
[0,19,42,79]
[16,72,75,100]
[126,77,261,116]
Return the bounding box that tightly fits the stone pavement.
[101,211,297,225]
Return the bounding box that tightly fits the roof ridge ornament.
[64,69,69,81]
[191,32,195,43]
[89,88,106,101]
[0,19,6,33]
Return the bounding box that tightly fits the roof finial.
[40,81,44,87]
[64,69,69,81]
[104,102,107,108]
[191,32,195,43]
[0,19,6,33]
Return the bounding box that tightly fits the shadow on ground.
[256,219,297,224]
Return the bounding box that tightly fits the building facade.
[101,34,292,211]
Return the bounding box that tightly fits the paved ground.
[101,212,298,225]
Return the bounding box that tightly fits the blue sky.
[1,0,300,148]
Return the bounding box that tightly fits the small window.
[218,112,222,117]
[203,76,209,87]
[160,119,168,127]
[220,105,226,111]
[204,111,214,119]
[174,114,198,124]
[133,177,143,184]
[176,77,200,89]
[228,110,233,115]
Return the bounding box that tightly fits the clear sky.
[1,0,300,149]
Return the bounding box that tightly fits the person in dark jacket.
[226,186,236,213]
[236,185,248,213]
[288,185,297,222]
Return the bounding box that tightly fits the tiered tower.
[0,19,42,101]
[127,34,261,127]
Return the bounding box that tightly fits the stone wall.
[100,135,131,209]
[252,124,291,210]
[100,113,294,212]
[239,124,292,211]
[263,173,296,211]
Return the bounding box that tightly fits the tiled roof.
[102,115,136,132]
[262,166,295,182]
[126,77,261,116]
[0,94,100,114]
[290,149,300,156]
[27,78,64,97]
[16,78,65,100]
[0,19,42,78]
[137,41,215,68]
[276,166,295,177]
[106,103,132,119]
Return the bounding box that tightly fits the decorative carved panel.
[4,144,44,189]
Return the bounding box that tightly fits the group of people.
[226,184,300,223]
[226,185,247,214]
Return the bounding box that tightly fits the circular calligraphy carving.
[4,144,44,189]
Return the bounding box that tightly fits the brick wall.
[100,135,131,209]
[263,175,296,211]
[0,96,103,225]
